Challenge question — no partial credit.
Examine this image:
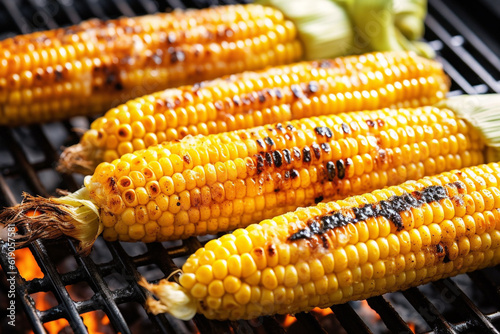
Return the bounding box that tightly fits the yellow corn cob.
[0,4,301,126]
[1,94,493,256]
[59,51,449,174]
[140,162,500,320]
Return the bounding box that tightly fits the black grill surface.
[0,0,500,333]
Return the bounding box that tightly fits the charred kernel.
[341,123,351,134]
[326,161,336,181]
[308,81,319,93]
[291,85,303,98]
[265,152,273,167]
[336,160,346,179]
[283,149,292,164]
[302,147,312,163]
[293,147,301,160]
[311,143,321,160]
[264,137,275,147]
[314,126,333,138]
[321,143,331,153]
[272,151,283,168]
[315,196,324,204]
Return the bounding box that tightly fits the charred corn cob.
[59,51,449,174]
[140,162,500,320]
[2,94,496,255]
[0,0,432,127]
[0,4,301,126]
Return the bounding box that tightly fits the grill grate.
[0,0,500,333]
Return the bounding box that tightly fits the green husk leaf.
[436,94,500,162]
[393,0,427,40]
[256,0,355,60]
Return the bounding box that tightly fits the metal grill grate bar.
[403,287,457,334]
[430,0,500,74]
[433,279,500,334]
[426,14,500,93]
[71,243,133,334]
[367,296,414,333]
[330,304,374,334]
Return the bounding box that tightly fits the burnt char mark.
[311,143,321,160]
[320,235,329,248]
[284,171,290,179]
[336,160,346,179]
[293,147,301,160]
[302,147,312,163]
[286,124,296,131]
[321,143,331,153]
[283,149,292,164]
[314,196,324,204]
[256,155,265,174]
[183,154,191,164]
[289,184,451,242]
[258,91,266,103]
[308,81,319,93]
[291,85,303,98]
[443,246,451,263]
[108,177,118,194]
[315,126,333,138]
[267,244,277,257]
[326,161,336,181]
[273,151,283,168]
[264,137,275,147]
[275,88,283,99]
[290,169,299,179]
[366,119,375,127]
[341,123,351,134]
[265,152,273,167]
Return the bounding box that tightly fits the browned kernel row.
[141,163,500,320]
[84,105,484,243]
[60,51,449,174]
[0,4,301,125]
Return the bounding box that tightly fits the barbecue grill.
[1,0,500,333]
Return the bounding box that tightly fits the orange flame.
[30,291,69,333]
[360,300,381,320]
[409,322,416,333]
[14,248,43,280]
[82,311,111,334]
[282,314,297,327]
[312,307,333,317]
[14,215,112,334]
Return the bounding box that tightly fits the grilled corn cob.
[0,4,301,126]
[59,51,449,174]
[0,0,432,127]
[140,162,500,320]
[1,94,496,255]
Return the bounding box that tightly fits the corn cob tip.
[436,94,500,162]
[58,143,97,175]
[139,277,197,321]
[0,188,101,255]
